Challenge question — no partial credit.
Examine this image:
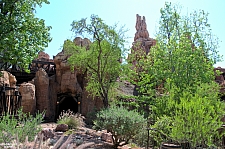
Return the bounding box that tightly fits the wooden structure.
[0,60,56,84]
[0,85,22,115]
[0,60,56,115]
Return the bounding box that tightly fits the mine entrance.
[56,93,80,120]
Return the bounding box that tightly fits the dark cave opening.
[56,94,78,120]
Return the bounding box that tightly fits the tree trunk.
[103,96,109,108]
[103,95,109,108]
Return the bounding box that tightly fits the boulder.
[19,82,36,114]
[34,68,50,117]
[55,124,68,132]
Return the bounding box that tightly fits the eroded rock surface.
[19,82,36,114]
[0,71,16,87]
[133,14,156,55]
[34,68,50,117]
[0,71,17,95]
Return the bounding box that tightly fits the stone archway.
[56,93,80,120]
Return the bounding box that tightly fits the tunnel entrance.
[56,93,81,120]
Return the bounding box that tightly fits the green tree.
[128,2,224,146]
[0,0,51,69]
[64,15,127,108]
[131,2,221,98]
[155,2,220,91]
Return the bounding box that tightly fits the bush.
[57,110,84,129]
[170,89,225,147]
[85,107,98,125]
[152,83,225,147]
[0,109,44,144]
[93,105,146,148]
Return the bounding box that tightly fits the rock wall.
[215,67,225,93]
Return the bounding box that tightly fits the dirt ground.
[39,123,143,149]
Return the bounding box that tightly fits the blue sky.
[36,0,225,67]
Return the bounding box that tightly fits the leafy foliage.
[152,83,225,147]
[64,15,127,107]
[0,0,52,69]
[93,105,146,148]
[0,109,44,143]
[124,2,224,148]
[127,2,221,99]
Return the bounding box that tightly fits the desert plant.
[0,109,44,144]
[93,105,146,148]
[150,115,173,146]
[57,110,84,130]
[85,107,98,125]
[152,83,225,148]
[170,86,225,147]
[132,120,151,147]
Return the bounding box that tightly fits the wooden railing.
[0,86,22,115]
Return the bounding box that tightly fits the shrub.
[170,89,225,147]
[132,121,149,147]
[0,109,44,144]
[85,107,98,125]
[150,115,173,146]
[93,105,146,148]
[57,110,84,129]
[152,83,225,147]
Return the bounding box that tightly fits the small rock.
[101,132,112,143]
[55,124,68,132]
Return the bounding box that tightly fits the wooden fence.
[0,86,22,115]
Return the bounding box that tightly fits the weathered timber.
[0,86,22,115]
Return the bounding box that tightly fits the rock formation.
[19,82,36,114]
[132,14,156,55]
[0,71,17,88]
[36,51,53,62]
[34,68,51,118]
[0,71,17,95]
[128,14,156,67]
[53,47,82,95]
[53,37,103,118]
[15,37,103,121]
